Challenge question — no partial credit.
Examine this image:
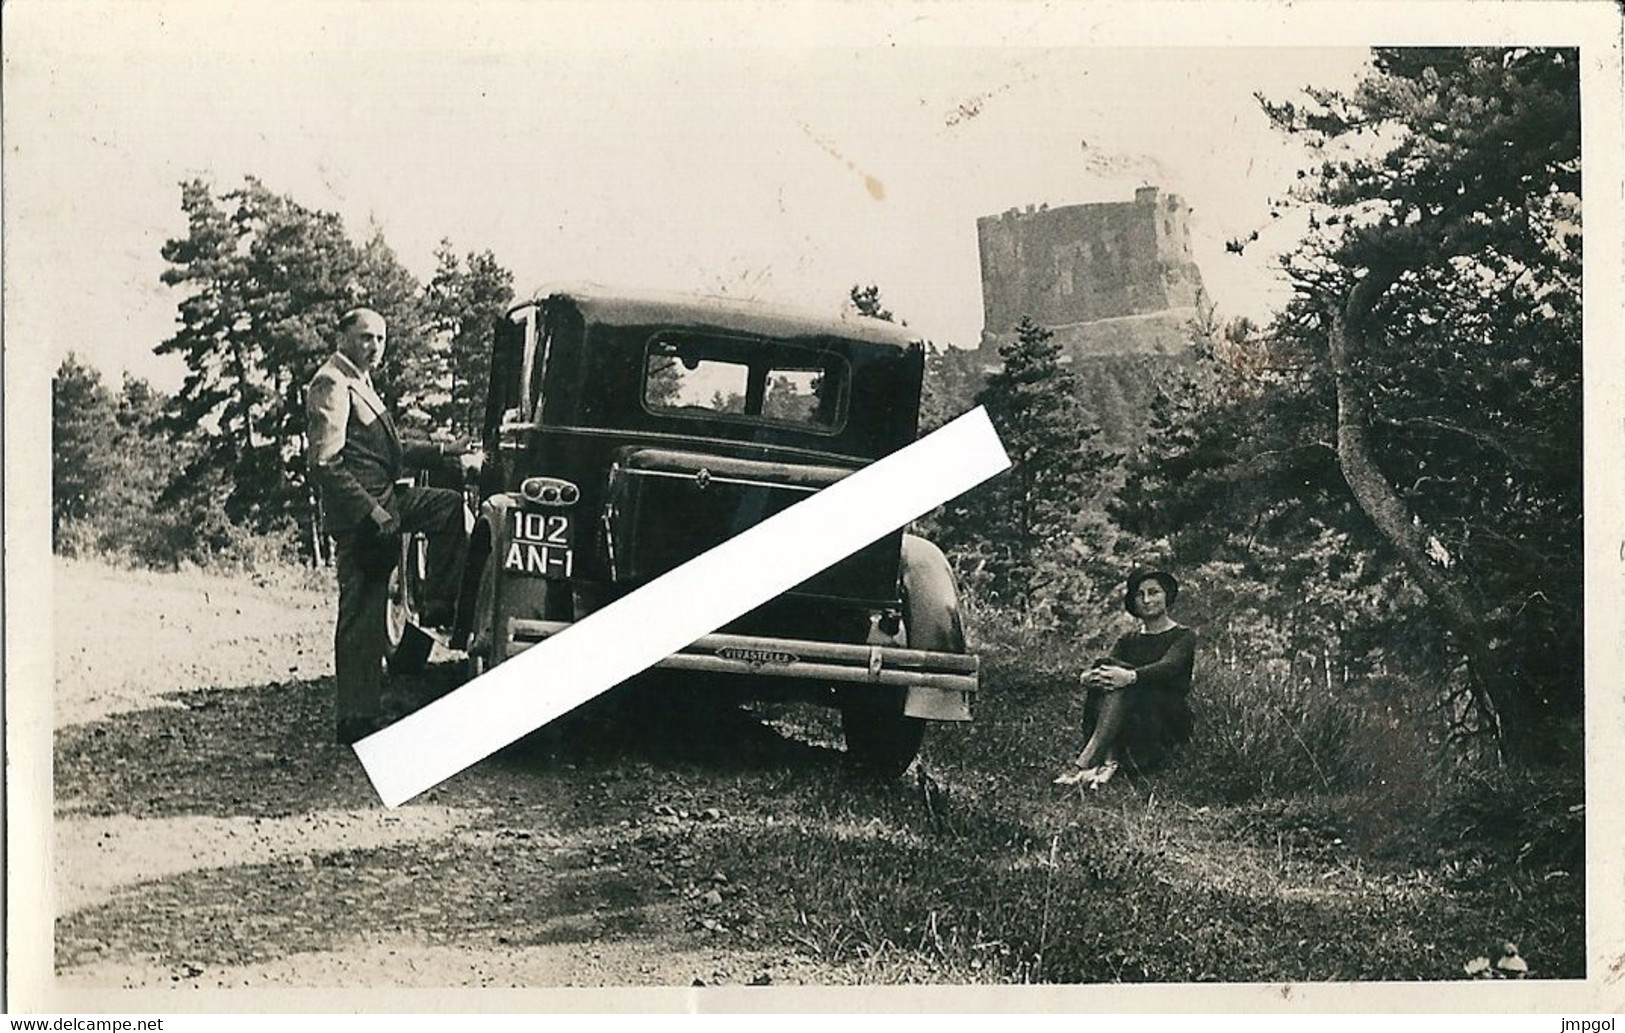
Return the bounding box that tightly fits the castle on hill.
[976,186,1206,362]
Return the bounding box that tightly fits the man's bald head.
[340,307,386,334]
[338,307,388,372]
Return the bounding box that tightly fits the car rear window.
[642,333,849,434]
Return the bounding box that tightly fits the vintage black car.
[387,286,977,776]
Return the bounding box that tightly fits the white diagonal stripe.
[355,406,1009,807]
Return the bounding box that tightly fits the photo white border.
[6,0,1622,1014]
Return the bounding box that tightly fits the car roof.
[516,283,921,352]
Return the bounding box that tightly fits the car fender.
[461,494,554,644]
[899,533,966,652]
[899,533,972,720]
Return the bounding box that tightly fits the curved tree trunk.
[1329,273,1530,760]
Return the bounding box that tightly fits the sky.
[6,3,1385,392]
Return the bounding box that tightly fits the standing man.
[307,307,471,744]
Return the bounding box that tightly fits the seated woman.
[1054,567,1196,790]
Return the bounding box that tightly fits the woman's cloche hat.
[1124,567,1179,616]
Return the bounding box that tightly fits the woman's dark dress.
[1084,625,1197,769]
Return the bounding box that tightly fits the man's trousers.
[332,485,467,732]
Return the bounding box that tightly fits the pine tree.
[354,227,432,430]
[97,375,175,552]
[51,356,230,566]
[939,317,1113,617]
[920,343,984,434]
[51,354,119,547]
[422,243,516,437]
[155,177,433,563]
[1113,48,1582,759]
[848,283,894,323]
[1258,47,1582,759]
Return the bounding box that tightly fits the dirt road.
[52,558,854,989]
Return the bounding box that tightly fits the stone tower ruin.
[977,186,1206,360]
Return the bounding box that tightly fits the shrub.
[54,509,303,574]
[1176,662,1441,805]
[1420,763,1584,872]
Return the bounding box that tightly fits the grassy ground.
[695,622,1587,983]
[53,556,1585,986]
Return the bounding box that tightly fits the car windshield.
[642,333,849,433]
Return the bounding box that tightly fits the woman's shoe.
[1054,767,1097,786]
[1087,761,1120,790]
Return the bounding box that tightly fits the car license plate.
[502,510,574,578]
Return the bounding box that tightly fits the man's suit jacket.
[306,353,441,536]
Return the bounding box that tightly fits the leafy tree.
[1117,48,1580,760]
[644,356,683,408]
[421,242,515,437]
[50,356,240,566]
[52,354,119,545]
[156,177,432,563]
[1265,47,1580,760]
[762,373,812,423]
[938,317,1115,618]
[848,283,894,323]
[94,375,177,552]
[355,227,433,430]
[920,343,984,434]
[709,389,746,414]
[106,374,263,568]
